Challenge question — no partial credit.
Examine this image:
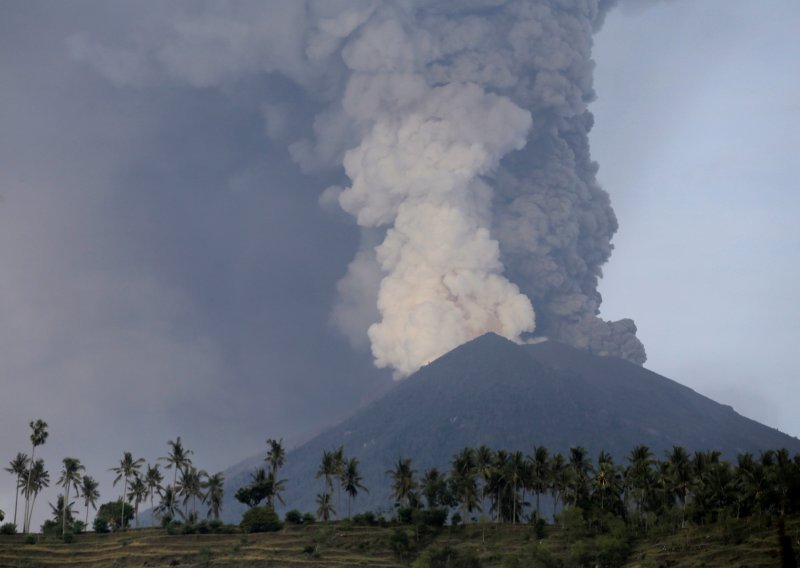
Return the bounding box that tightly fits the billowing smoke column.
[69,0,647,377]
[327,0,646,375]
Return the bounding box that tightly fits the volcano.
[218,333,800,522]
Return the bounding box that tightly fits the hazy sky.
[1,1,798,526]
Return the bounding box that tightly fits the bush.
[208,519,224,532]
[62,531,75,544]
[72,520,86,535]
[412,545,482,568]
[285,509,303,524]
[0,523,17,535]
[302,512,316,525]
[450,512,463,526]
[389,528,415,561]
[95,500,134,531]
[93,517,110,533]
[24,535,37,545]
[240,506,283,533]
[353,511,378,526]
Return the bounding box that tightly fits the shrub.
[302,512,316,525]
[24,535,37,545]
[93,517,110,533]
[62,532,75,544]
[0,523,17,535]
[389,528,415,561]
[240,506,283,533]
[285,509,303,524]
[412,545,482,568]
[208,519,224,532]
[450,512,463,526]
[72,520,86,535]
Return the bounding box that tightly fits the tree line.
[2,420,225,536]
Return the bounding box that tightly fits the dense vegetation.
[3,417,800,566]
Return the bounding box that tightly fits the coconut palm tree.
[178,466,206,523]
[332,446,345,514]
[421,468,448,510]
[154,487,183,522]
[265,438,286,478]
[567,446,593,508]
[57,457,84,535]
[528,446,549,521]
[475,445,495,512]
[450,448,480,523]
[548,453,567,520]
[159,437,193,511]
[666,446,692,526]
[341,458,368,518]
[111,452,145,530]
[204,472,225,520]
[22,459,49,533]
[626,445,655,524]
[316,450,335,493]
[79,475,100,527]
[23,419,48,533]
[388,458,417,509]
[508,451,526,524]
[315,492,335,522]
[127,475,149,528]
[4,452,28,527]
[144,464,164,525]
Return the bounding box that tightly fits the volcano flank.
[218,333,800,522]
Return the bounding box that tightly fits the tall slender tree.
[79,475,100,527]
[341,458,368,518]
[528,446,549,521]
[450,448,480,523]
[388,458,417,509]
[4,453,28,527]
[179,466,206,523]
[23,419,48,533]
[159,437,193,513]
[22,459,49,533]
[316,450,336,495]
[204,472,225,520]
[144,464,164,526]
[111,452,145,530]
[315,492,335,522]
[265,439,286,478]
[57,457,84,535]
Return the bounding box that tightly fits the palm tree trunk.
[63,481,69,536]
[121,476,128,530]
[23,447,35,533]
[536,492,540,521]
[13,475,20,526]
[86,504,90,527]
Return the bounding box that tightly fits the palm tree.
[508,451,526,524]
[421,468,447,509]
[4,452,28,527]
[159,437,193,512]
[154,487,183,522]
[23,419,48,533]
[316,492,335,522]
[332,446,345,515]
[111,452,145,530]
[666,446,692,526]
[626,445,655,524]
[57,457,84,535]
[450,448,480,523]
[22,459,49,532]
[475,445,495,512]
[265,438,286,478]
[341,458,368,518]
[528,446,549,521]
[127,475,149,528]
[204,472,225,520]
[179,466,206,523]
[549,453,567,520]
[316,450,336,498]
[593,451,622,513]
[79,475,100,527]
[567,446,593,508]
[388,458,417,509]
[144,464,164,525]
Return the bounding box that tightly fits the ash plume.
[69,0,647,377]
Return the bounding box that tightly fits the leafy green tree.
[240,505,282,533]
[204,472,225,520]
[23,419,48,533]
[43,494,76,536]
[96,500,134,531]
[79,475,100,527]
[341,457,368,518]
[315,492,335,522]
[111,451,145,529]
[4,453,28,527]
[57,457,84,536]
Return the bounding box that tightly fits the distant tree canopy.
[96,500,134,531]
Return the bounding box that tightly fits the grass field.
[0,515,798,567]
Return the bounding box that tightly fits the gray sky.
[1,0,799,526]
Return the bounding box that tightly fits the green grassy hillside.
[1,516,798,568]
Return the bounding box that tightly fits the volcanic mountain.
[217,333,800,522]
